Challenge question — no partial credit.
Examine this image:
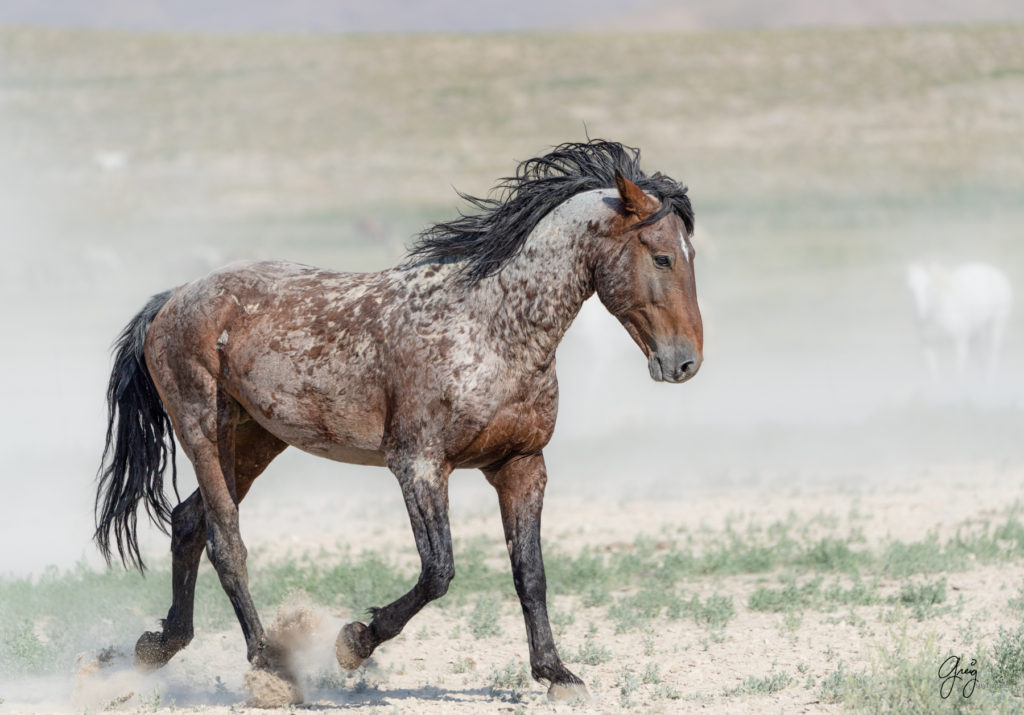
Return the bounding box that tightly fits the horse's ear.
[614,170,657,218]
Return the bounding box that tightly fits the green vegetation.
[616,666,642,707]
[832,626,1023,713]
[487,660,530,703]
[896,577,951,620]
[568,637,612,666]
[467,594,502,639]
[725,670,795,696]
[819,661,848,703]
[989,624,1024,696]
[5,506,1024,677]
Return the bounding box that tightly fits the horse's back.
[952,263,1012,317]
[145,260,394,464]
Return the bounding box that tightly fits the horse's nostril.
[680,360,695,374]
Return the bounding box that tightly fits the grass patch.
[819,661,848,703]
[5,506,1024,676]
[823,577,882,607]
[568,638,612,666]
[725,670,795,696]
[0,621,54,676]
[668,592,736,630]
[468,594,502,639]
[989,624,1024,696]
[833,622,1024,712]
[487,660,531,703]
[893,577,949,620]
[1007,581,1024,616]
[748,576,823,613]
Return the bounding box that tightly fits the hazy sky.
[2,0,1024,33]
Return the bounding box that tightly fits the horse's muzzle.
[648,344,702,384]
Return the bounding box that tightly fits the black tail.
[95,290,178,572]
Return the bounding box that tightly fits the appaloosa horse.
[95,139,702,700]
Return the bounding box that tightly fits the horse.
[906,262,1012,382]
[94,139,702,701]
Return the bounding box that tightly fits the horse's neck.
[472,193,609,373]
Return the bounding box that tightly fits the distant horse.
[907,262,1012,380]
[94,140,702,701]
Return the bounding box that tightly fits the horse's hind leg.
[484,453,587,701]
[135,489,207,670]
[135,407,286,670]
[192,393,283,666]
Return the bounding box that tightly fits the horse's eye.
[653,255,672,269]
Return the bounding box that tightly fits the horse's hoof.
[133,631,169,673]
[548,681,592,702]
[335,622,369,670]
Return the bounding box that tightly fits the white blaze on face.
[678,229,691,263]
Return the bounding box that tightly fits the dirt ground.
[6,463,1021,714]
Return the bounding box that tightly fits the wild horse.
[95,139,702,700]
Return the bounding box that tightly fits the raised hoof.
[547,681,592,702]
[134,631,172,673]
[335,622,370,670]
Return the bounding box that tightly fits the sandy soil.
[4,464,1022,714]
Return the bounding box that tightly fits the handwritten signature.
[938,655,978,699]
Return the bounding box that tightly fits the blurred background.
[1,2,1023,574]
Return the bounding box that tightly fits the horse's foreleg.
[336,456,454,669]
[485,453,587,701]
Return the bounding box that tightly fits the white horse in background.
[907,262,1012,381]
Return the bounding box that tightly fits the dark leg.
[134,417,287,670]
[336,456,454,668]
[196,392,272,665]
[485,452,587,701]
[134,489,206,670]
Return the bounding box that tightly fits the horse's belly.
[292,439,387,467]
[229,372,388,467]
[244,406,387,467]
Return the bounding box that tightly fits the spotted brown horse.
[94,139,702,701]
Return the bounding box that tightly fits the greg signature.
[938,655,977,699]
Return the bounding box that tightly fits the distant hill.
[3,0,1024,33]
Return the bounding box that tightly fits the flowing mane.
[408,139,695,283]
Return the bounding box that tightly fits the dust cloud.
[18,599,344,712]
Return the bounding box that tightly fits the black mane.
[408,139,694,283]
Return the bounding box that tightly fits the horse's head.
[592,172,703,384]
